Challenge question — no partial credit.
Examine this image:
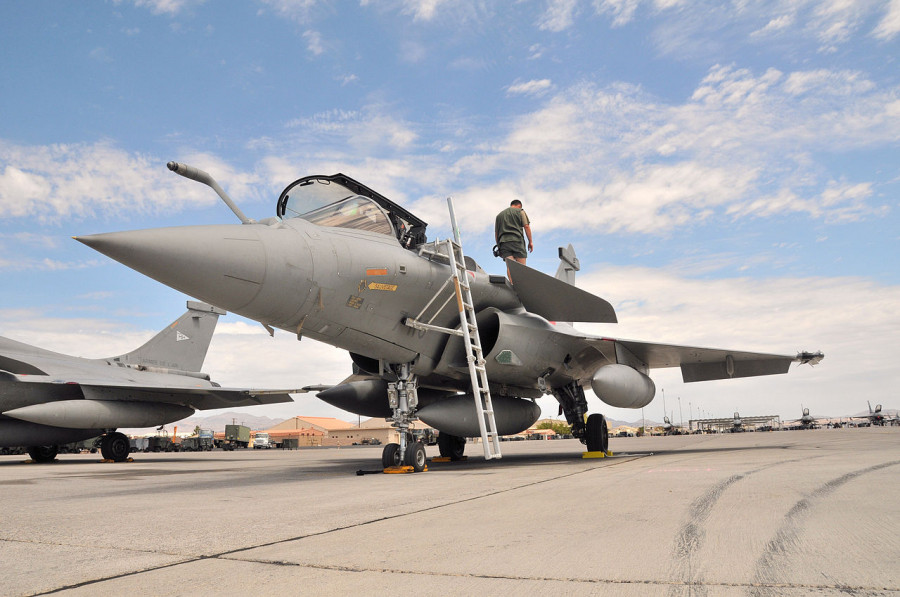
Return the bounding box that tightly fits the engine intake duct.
[432,308,570,392]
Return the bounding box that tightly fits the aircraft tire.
[405,441,427,472]
[101,432,131,462]
[382,443,402,468]
[27,445,59,463]
[438,433,466,460]
[586,413,609,453]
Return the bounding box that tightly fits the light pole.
[678,396,683,428]
[662,388,666,423]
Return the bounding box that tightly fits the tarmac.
[1,428,898,596]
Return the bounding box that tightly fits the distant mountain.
[539,417,663,429]
[604,417,663,428]
[167,412,287,433]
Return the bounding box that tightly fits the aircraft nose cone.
[76,225,268,312]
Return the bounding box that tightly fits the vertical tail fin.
[555,244,580,285]
[554,245,580,327]
[109,301,226,372]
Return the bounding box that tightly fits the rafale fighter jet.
[0,301,296,462]
[77,163,824,470]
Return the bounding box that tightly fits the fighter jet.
[785,407,819,430]
[76,163,824,470]
[0,301,297,462]
[851,402,898,426]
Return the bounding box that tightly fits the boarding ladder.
[403,198,502,460]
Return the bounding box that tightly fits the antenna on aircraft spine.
[167,161,253,225]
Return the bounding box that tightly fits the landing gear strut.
[553,381,609,453]
[381,363,426,472]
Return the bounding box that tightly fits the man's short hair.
[510,199,522,207]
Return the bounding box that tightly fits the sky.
[1,0,898,428]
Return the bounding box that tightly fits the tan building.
[264,416,353,447]
[263,416,434,447]
[323,417,434,446]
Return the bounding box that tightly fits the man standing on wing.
[494,199,533,281]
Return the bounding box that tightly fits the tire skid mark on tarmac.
[748,460,900,597]
[26,454,649,596]
[666,455,828,597]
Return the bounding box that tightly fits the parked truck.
[221,424,250,450]
[252,432,273,449]
[183,429,215,452]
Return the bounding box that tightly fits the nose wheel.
[382,443,402,467]
[381,440,427,472]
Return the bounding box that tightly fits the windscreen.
[281,178,394,236]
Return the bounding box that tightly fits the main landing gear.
[25,430,132,463]
[100,432,131,462]
[27,445,59,463]
[437,433,466,460]
[553,381,609,454]
[381,363,427,472]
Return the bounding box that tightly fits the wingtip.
[796,351,825,366]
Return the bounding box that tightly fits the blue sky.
[1,0,898,426]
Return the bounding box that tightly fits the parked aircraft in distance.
[0,301,299,462]
[853,402,899,426]
[77,162,824,470]
[790,407,818,429]
[661,416,686,435]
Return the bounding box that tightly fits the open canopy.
[276,173,428,247]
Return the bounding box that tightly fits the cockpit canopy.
[295,194,394,236]
[276,174,428,247]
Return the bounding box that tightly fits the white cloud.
[593,0,642,27]
[751,14,795,37]
[5,60,894,236]
[303,29,324,55]
[281,108,418,152]
[360,0,490,26]
[0,140,245,222]
[257,0,318,23]
[132,0,204,15]
[399,0,449,21]
[783,69,876,96]
[873,0,900,39]
[538,0,580,32]
[89,47,113,63]
[588,0,892,56]
[506,79,554,97]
